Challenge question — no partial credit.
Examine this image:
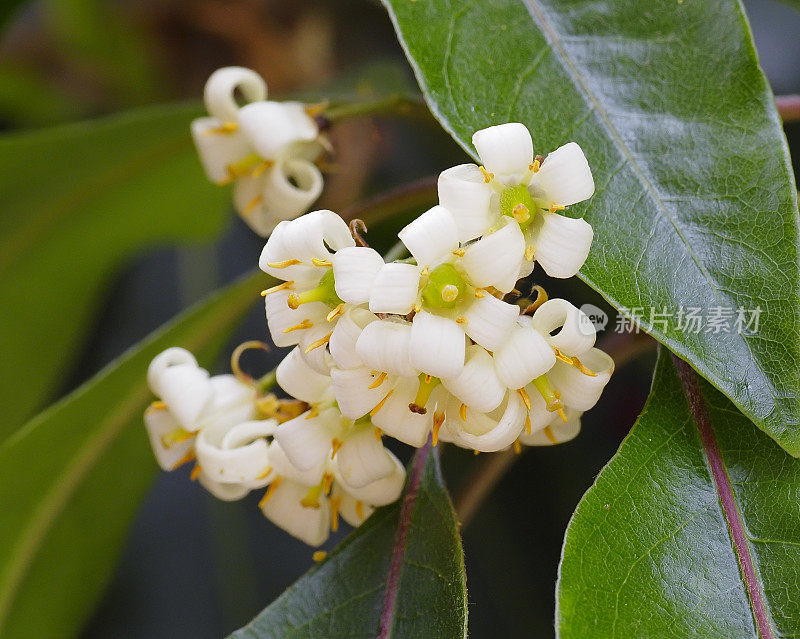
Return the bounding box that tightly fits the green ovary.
[421,263,467,309]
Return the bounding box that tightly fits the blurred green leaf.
[0,62,79,126]
[557,350,800,637]
[230,445,467,639]
[382,0,800,454]
[0,269,266,639]
[0,102,230,435]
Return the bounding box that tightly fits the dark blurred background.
[0,0,797,637]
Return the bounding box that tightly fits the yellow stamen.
[355,500,365,520]
[456,316,467,324]
[312,257,332,267]
[326,303,345,322]
[412,303,422,313]
[205,121,239,135]
[529,159,541,173]
[370,389,394,416]
[287,293,301,309]
[452,248,466,257]
[420,267,430,277]
[261,281,294,297]
[301,483,323,508]
[374,426,383,441]
[313,551,327,562]
[549,204,566,213]
[479,166,495,183]
[432,411,445,446]
[512,203,531,224]
[258,477,283,508]
[525,245,535,261]
[231,340,269,383]
[474,288,486,298]
[459,403,467,421]
[323,472,334,495]
[513,439,522,454]
[330,495,342,531]
[544,426,558,444]
[424,374,432,383]
[331,438,343,459]
[517,387,532,410]
[305,331,333,353]
[305,405,320,419]
[148,400,167,411]
[283,319,313,333]
[190,464,202,481]
[304,101,329,118]
[368,371,388,389]
[525,285,548,314]
[243,196,263,216]
[170,449,196,470]
[557,406,568,422]
[553,347,597,376]
[473,449,480,456]
[160,427,193,449]
[256,466,273,480]
[525,413,532,435]
[267,258,302,268]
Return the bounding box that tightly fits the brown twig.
[341,175,438,226]
[776,95,800,123]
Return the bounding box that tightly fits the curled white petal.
[444,391,525,452]
[531,298,595,356]
[332,247,384,305]
[368,262,421,315]
[203,66,266,122]
[336,490,375,527]
[397,205,459,268]
[264,289,328,349]
[274,408,339,472]
[461,218,525,293]
[462,293,520,352]
[198,473,250,502]
[335,427,396,489]
[147,347,197,395]
[329,307,378,370]
[267,441,326,486]
[260,479,330,546]
[190,117,252,184]
[532,213,593,279]
[409,310,465,379]
[472,123,533,177]
[200,374,258,432]
[335,452,406,506]
[297,321,335,375]
[147,348,213,431]
[518,410,582,446]
[196,419,274,485]
[237,101,317,160]
[355,319,417,377]
[442,345,505,413]
[438,164,495,242]
[370,376,437,448]
[493,318,556,389]
[330,366,389,420]
[531,142,594,207]
[144,407,194,471]
[548,348,614,411]
[276,347,331,404]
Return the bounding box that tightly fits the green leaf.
[0,103,229,435]
[230,444,468,639]
[557,349,800,637]
[0,270,266,639]
[381,0,800,454]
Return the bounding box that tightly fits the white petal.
[531,298,595,357]
[442,345,505,413]
[335,452,406,506]
[297,321,334,375]
[190,117,252,184]
[336,490,375,528]
[519,410,582,446]
[335,427,396,489]
[461,293,520,351]
[461,218,525,293]
[438,164,495,242]
[397,205,459,268]
[144,406,194,471]
[355,319,417,377]
[232,174,278,236]
[548,348,614,411]
[199,374,258,432]
[532,213,593,279]
[409,310,465,379]
[147,347,197,395]
[222,419,278,448]
[196,421,271,485]
[531,142,594,207]
[276,347,331,404]
[330,366,389,420]
[368,262,421,315]
[265,289,329,348]
[274,408,339,472]
[260,479,330,546]
[237,101,318,160]
[332,247,384,305]
[493,318,556,389]
[267,440,326,485]
[262,160,323,220]
[444,391,525,452]
[147,348,213,431]
[329,307,378,370]
[198,473,250,501]
[370,376,436,448]
[472,123,533,177]
[203,66,266,122]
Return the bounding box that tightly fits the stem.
[341,175,438,227]
[776,95,800,123]
[324,94,429,123]
[453,331,656,528]
[257,369,277,395]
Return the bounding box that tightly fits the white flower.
[438,122,594,278]
[190,66,325,235]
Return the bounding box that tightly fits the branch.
[776,95,800,123]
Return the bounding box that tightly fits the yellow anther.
[529,158,541,173]
[301,483,323,508]
[553,347,597,376]
[283,319,313,333]
[355,500,365,520]
[267,258,302,268]
[456,316,468,325]
[261,280,294,296]
[474,288,486,298]
[305,331,333,353]
[557,406,568,423]
[432,411,445,446]
[459,403,467,421]
[205,121,239,135]
[326,303,345,322]
[368,371,388,389]
[544,426,558,444]
[442,284,460,303]
[305,405,320,419]
[243,196,263,216]
[251,160,274,178]
[330,495,342,531]
[313,551,327,562]
[370,389,394,416]
[518,388,532,411]
[473,449,480,456]
[304,101,329,118]
[525,413,532,435]
[420,267,430,277]
[231,340,269,383]
[374,426,383,441]
[424,374,432,383]
[287,293,301,309]
[512,203,531,224]
[452,248,466,257]
[323,472,334,495]
[331,438,343,459]
[412,304,422,313]
[255,466,273,480]
[170,449,196,470]
[148,400,167,411]
[160,427,193,449]
[525,245,535,261]
[479,166,495,183]
[312,257,332,267]
[513,439,522,454]
[190,464,202,481]
[258,477,283,508]
[549,204,566,213]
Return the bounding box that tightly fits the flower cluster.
[145,119,613,546]
[191,67,326,236]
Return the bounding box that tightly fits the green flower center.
[500,184,536,228]
[288,268,343,309]
[421,263,467,309]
